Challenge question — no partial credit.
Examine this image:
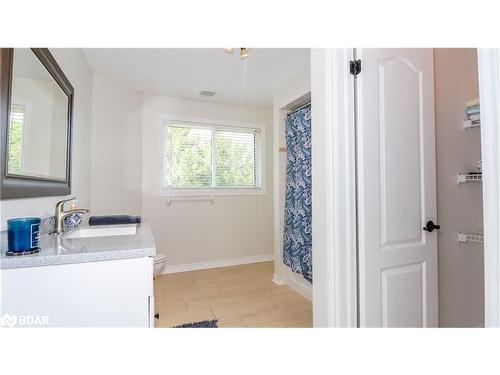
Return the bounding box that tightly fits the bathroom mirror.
[0,48,73,199]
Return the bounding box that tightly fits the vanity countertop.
[0,222,156,270]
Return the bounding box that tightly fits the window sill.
[159,187,266,197]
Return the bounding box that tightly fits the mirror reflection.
[7,48,69,181]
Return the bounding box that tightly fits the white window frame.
[160,115,266,196]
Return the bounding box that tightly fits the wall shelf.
[463,119,480,129]
[457,173,482,184]
[458,232,484,244]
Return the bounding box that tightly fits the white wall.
[1,49,92,230]
[11,77,67,179]
[272,63,312,299]
[90,74,142,216]
[434,48,484,327]
[12,77,53,177]
[142,95,274,266]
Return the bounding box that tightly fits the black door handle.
[154,313,159,319]
[423,220,440,232]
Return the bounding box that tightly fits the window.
[7,103,26,175]
[162,119,264,194]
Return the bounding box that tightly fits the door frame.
[478,49,500,327]
[313,48,500,327]
[311,49,357,327]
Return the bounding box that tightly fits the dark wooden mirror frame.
[0,48,73,199]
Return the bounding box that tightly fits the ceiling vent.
[200,90,216,97]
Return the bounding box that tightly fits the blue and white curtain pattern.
[283,104,312,282]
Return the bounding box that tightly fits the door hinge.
[350,59,361,76]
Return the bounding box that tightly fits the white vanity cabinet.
[1,257,154,327]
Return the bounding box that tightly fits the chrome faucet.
[54,197,89,234]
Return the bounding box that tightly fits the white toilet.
[153,254,166,276]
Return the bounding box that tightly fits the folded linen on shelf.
[466,105,480,115]
[466,98,479,107]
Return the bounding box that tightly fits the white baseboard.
[285,274,312,301]
[277,265,312,301]
[161,254,274,274]
[272,273,285,285]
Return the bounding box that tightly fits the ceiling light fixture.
[240,48,249,59]
[224,48,251,59]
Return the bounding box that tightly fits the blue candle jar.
[7,217,41,253]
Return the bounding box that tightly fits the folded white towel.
[466,98,480,107]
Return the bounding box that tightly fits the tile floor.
[154,261,312,328]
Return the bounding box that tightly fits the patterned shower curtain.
[283,104,312,282]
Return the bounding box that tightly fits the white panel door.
[356,49,438,327]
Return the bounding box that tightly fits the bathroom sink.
[64,225,138,239]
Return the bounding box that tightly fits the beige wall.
[1,49,93,229]
[434,48,484,327]
[90,74,142,216]
[89,84,274,267]
[49,81,69,178]
[142,95,274,266]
